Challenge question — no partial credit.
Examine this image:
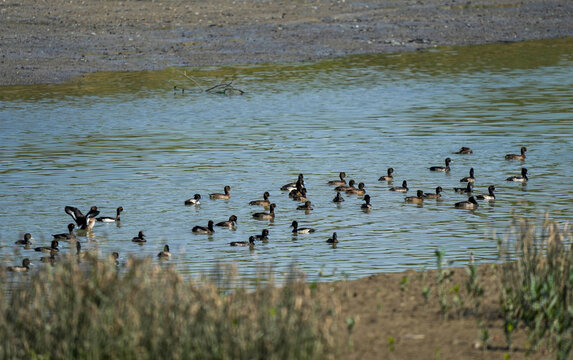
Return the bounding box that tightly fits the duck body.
[476,185,496,200]
[334,179,355,192]
[333,192,345,203]
[424,186,443,199]
[192,220,215,234]
[326,232,338,244]
[454,147,473,154]
[281,174,305,191]
[505,146,527,160]
[378,168,394,181]
[455,196,479,209]
[7,258,31,272]
[390,180,409,192]
[210,186,231,200]
[230,236,255,248]
[216,215,237,229]
[297,201,313,211]
[291,221,315,234]
[249,192,270,207]
[252,203,276,220]
[254,229,269,242]
[15,233,33,246]
[96,206,124,222]
[291,188,307,202]
[506,168,528,182]
[405,190,424,204]
[185,194,202,206]
[158,245,172,258]
[361,194,372,210]
[346,182,365,195]
[454,183,473,193]
[429,157,452,172]
[460,168,475,183]
[328,172,346,186]
[132,231,146,243]
[52,223,76,240]
[35,240,59,253]
[65,205,100,230]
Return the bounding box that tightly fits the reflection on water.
[1,38,572,281]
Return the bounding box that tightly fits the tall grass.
[0,255,337,359]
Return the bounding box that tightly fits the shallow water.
[1,38,572,282]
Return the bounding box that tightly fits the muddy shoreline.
[1,0,572,86]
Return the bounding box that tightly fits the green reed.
[0,255,337,360]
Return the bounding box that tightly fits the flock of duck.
[6,146,529,272]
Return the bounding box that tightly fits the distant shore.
[0,0,572,86]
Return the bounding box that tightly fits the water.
[1,38,572,282]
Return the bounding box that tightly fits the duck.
[281,174,305,191]
[64,205,100,230]
[333,192,345,203]
[454,183,473,193]
[209,186,231,200]
[460,168,475,183]
[506,168,528,182]
[96,206,123,222]
[249,192,270,207]
[334,179,355,192]
[215,215,237,229]
[52,223,76,241]
[429,157,451,172]
[476,185,496,200]
[405,190,424,204]
[361,194,372,210]
[15,233,33,246]
[454,147,473,154]
[254,229,269,242]
[297,201,313,211]
[346,182,366,195]
[505,146,527,160]
[455,196,479,209]
[252,203,276,220]
[230,236,255,248]
[157,245,172,259]
[7,258,31,272]
[291,220,315,234]
[132,231,146,243]
[378,168,394,181]
[184,194,202,206]
[110,252,120,265]
[35,240,59,253]
[192,220,215,234]
[328,172,347,186]
[389,180,409,192]
[83,217,97,232]
[424,186,443,199]
[291,188,307,202]
[326,232,338,244]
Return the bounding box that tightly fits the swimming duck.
[333,192,345,203]
[96,206,123,222]
[460,168,475,183]
[157,245,172,258]
[249,192,270,207]
[65,205,100,230]
[346,182,366,195]
[281,174,305,191]
[52,223,76,241]
[291,220,315,234]
[405,190,425,204]
[476,185,496,200]
[424,186,443,199]
[254,229,269,241]
[296,201,313,211]
[334,179,355,192]
[15,233,33,246]
[378,168,394,181]
[35,240,59,253]
[455,196,479,209]
[192,220,215,234]
[506,168,528,182]
[429,158,451,172]
[361,194,372,210]
[110,252,120,265]
[209,186,231,200]
[328,172,347,186]
[132,231,146,243]
[184,194,202,206]
[326,232,338,244]
[505,146,527,160]
[230,236,256,247]
[290,187,307,202]
[252,203,276,220]
[216,215,237,229]
[7,258,31,272]
[389,180,409,192]
[454,183,473,193]
[454,147,473,154]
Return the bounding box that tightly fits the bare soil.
[0,0,572,85]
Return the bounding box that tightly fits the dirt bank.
[0,0,572,86]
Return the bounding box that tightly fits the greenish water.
[1,38,572,281]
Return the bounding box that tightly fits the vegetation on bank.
[0,215,570,359]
